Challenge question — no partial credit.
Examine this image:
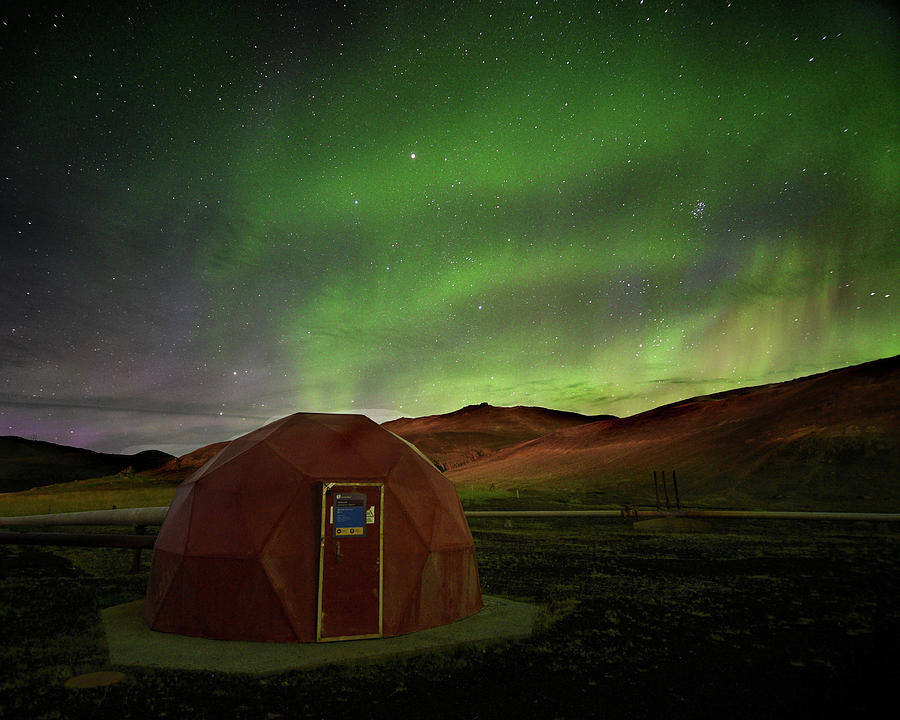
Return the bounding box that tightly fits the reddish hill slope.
[151,441,230,483]
[446,356,900,510]
[383,403,615,471]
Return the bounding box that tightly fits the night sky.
[1,1,897,456]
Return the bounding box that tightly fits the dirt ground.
[2,517,897,719]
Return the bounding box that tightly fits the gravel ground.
[2,517,897,719]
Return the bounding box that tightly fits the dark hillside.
[0,437,173,493]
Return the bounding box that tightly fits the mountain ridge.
[0,436,173,493]
[3,356,897,510]
[383,403,615,470]
[442,356,900,509]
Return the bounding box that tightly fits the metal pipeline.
[0,531,157,549]
[0,506,169,527]
[464,510,622,518]
[621,509,900,521]
[2,506,900,528]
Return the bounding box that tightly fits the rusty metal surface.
[144,413,483,643]
[317,483,384,642]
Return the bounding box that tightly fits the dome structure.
[144,413,482,642]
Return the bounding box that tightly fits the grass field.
[0,478,611,518]
[0,475,179,517]
[2,508,897,719]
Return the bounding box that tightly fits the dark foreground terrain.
[1,517,897,719]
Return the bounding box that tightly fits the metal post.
[662,470,670,509]
[653,471,660,510]
[672,470,681,510]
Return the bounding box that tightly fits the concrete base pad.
[102,596,540,675]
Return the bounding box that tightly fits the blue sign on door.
[333,492,366,537]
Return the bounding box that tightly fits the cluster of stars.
[0,0,895,453]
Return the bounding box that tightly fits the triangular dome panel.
[152,483,194,553]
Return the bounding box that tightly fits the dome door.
[316,482,384,641]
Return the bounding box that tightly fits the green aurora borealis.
[1,0,897,453]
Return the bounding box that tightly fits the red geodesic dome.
[144,413,482,642]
